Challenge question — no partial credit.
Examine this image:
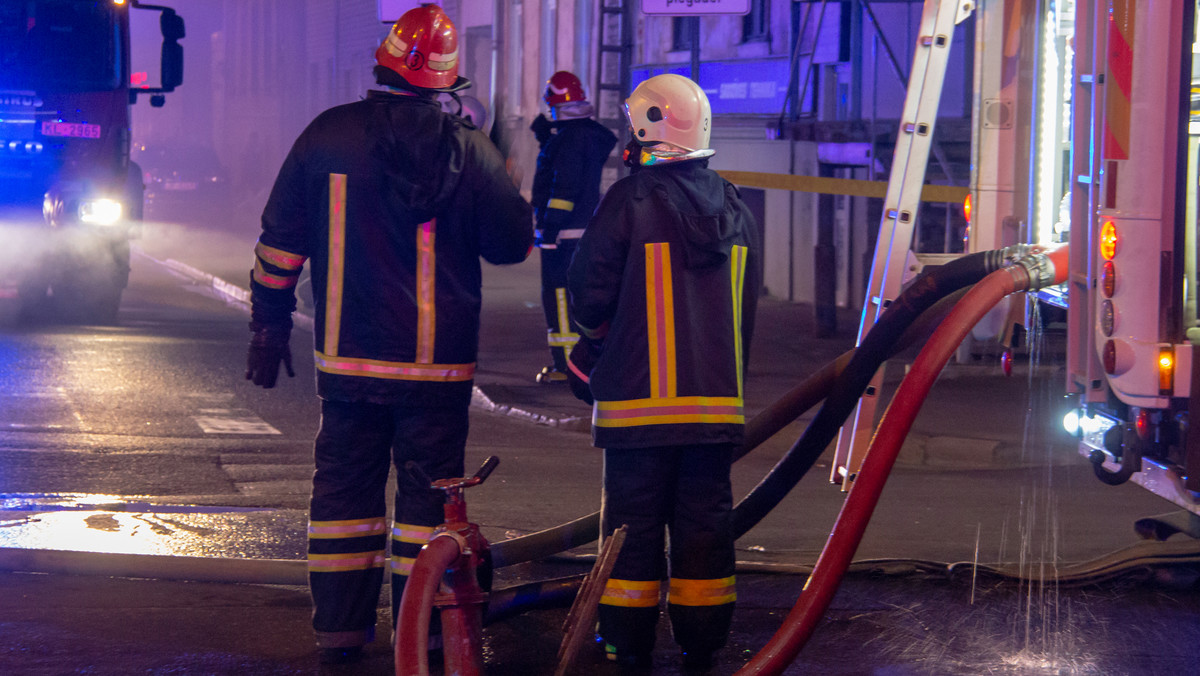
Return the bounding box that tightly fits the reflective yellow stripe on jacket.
[547,197,574,212]
[316,173,475,382]
[595,396,744,427]
[252,241,307,289]
[645,243,676,398]
[593,243,748,428]
[730,245,748,398]
[324,173,348,356]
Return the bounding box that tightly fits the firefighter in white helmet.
[529,71,617,383]
[567,73,762,670]
[244,4,532,665]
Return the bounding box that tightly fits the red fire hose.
[396,534,463,676]
[737,246,1067,674]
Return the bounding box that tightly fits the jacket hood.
[366,91,465,222]
[653,161,746,269]
[559,117,618,155]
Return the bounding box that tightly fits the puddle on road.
[0,493,304,559]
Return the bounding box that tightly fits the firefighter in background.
[243,5,532,665]
[529,71,617,383]
[567,73,761,671]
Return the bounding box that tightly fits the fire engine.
[1042,0,1200,530]
[827,0,1200,534]
[954,0,1200,528]
[0,0,184,323]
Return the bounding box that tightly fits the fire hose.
[397,245,1064,674]
[735,245,1067,675]
[489,246,1030,571]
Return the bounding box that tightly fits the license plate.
[41,122,102,139]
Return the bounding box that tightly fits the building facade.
[134,0,975,319]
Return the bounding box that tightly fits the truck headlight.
[79,199,123,226]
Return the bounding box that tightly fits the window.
[742,0,769,43]
[672,17,697,52]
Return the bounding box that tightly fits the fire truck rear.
[1058,0,1200,525]
[0,0,183,323]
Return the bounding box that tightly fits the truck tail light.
[1135,408,1151,440]
[1158,347,1174,394]
[1100,221,1118,260]
[1102,261,1116,296]
[1103,340,1117,373]
[1100,300,1115,336]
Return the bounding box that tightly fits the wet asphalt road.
[1,218,1199,674]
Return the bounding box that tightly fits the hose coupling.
[431,530,471,555]
[997,244,1036,267]
[1014,251,1059,291]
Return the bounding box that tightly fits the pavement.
[3,224,1200,675]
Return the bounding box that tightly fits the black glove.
[246,322,295,389]
[530,114,553,144]
[567,338,601,405]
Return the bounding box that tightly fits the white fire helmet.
[624,73,712,155]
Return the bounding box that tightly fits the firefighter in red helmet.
[244,3,532,665]
[529,70,617,383]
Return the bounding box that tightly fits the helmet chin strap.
[636,141,715,166]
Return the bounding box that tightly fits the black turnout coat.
[250,91,533,405]
[567,159,761,449]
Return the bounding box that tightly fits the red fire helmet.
[376,4,460,91]
[544,71,586,107]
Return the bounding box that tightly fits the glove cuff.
[249,321,292,344]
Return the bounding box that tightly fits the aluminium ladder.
[831,0,976,488]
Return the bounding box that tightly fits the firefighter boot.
[536,365,568,383]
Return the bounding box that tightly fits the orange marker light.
[1100,221,1118,260]
[962,193,972,224]
[1158,348,1174,394]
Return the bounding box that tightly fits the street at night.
[3,0,1200,674]
[2,218,1199,673]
